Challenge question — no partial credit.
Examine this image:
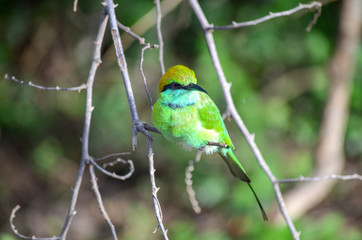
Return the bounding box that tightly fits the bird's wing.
[197,93,234,149]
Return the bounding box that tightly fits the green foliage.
[169,221,196,240]
[301,213,362,240]
[196,175,229,207]
[32,137,62,175]
[0,233,17,240]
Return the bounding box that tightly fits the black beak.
[186,83,208,94]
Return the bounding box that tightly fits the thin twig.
[189,0,301,239]
[207,142,229,148]
[10,205,59,240]
[140,44,158,109]
[106,0,142,150]
[117,21,147,45]
[117,21,158,48]
[209,1,322,31]
[185,151,202,214]
[89,165,118,240]
[119,0,182,50]
[58,7,109,240]
[278,173,362,184]
[306,3,322,32]
[89,158,134,181]
[94,152,131,161]
[4,74,86,92]
[155,0,165,75]
[8,7,109,240]
[106,2,168,239]
[146,138,169,239]
[73,0,79,12]
[102,158,130,168]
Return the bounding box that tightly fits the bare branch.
[119,0,182,50]
[306,3,322,32]
[278,173,362,184]
[89,158,134,181]
[207,142,229,148]
[117,21,159,48]
[140,44,158,109]
[73,0,79,12]
[94,152,131,161]
[8,7,109,240]
[58,7,109,240]
[4,74,86,92]
[189,0,300,239]
[102,158,130,168]
[106,0,145,151]
[185,151,202,214]
[89,165,118,240]
[209,1,322,31]
[117,21,146,45]
[155,0,165,75]
[10,205,60,240]
[146,138,169,239]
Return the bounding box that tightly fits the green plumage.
[152,65,267,221]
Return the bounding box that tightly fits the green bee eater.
[152,65,267,220]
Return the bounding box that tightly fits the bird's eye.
[172,82,181,89]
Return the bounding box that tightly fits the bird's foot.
[207,142,229,148]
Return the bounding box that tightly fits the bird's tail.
[218,149,268,221]
[218,148,250,183]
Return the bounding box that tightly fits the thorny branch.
[4,74,87,92]
[106,0,169,239]
[117,21,158,48]
[89,165,118,240]
[188,0,332,239]
[185,151,203,214]
[278,173,362,184]
[9,5,110,240]
[146,138,169,239]
[89,157,135,181]
[94,152,131,161]
[105,0,155,151]
[209,1,322,32]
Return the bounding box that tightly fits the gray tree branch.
[105,0,169,238]
[4,74,87,92]
[155,0,165,75]
[209,1,322,31]
[9,5,110,240]
[187,0,335,239]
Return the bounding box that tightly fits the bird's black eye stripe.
[161,82,208,94]
[161,82,182,92]
[172,82,182,88]
[161,83,174,92]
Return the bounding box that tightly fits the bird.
[152,65,267,221]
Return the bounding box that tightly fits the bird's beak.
[187,83,208,94]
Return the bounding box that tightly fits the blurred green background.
[0,0,361,239]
